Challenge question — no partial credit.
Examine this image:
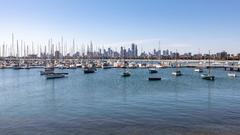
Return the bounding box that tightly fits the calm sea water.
[0,68,240,135]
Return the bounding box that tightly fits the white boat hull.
[228,73,236,77]
[194,68,203,72]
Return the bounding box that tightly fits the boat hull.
[228,73,237,78]
[172,71,182,76]
[46,73,66,79]
[201,74,215,81]
[122,72,131,77]
[194,68,203,73]
[148,77,161,81]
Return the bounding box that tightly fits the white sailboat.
[121,48,131,77]
[201,51,215,81]
[228,64,237,78]
[194,68,203,72]
[44,41,68,79]
[228,72,236,78]
[148,41,161,81]
[194,51,203,73]
[149,68,158,74]
[83,42,96,74]
[172,50,182,76]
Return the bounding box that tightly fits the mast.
[124,47,125,67]
[208,50,211,75]
[11,33,14,57]
[16,40,19,66]
[2,43,5,57]
[175,49,178,71]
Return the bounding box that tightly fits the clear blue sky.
[0,0,240,54]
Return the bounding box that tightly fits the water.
[0,68,240,135]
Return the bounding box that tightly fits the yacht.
[46,73,67,79]
[122,71,131,77]
[172,70,182,76]
[83,66,96,74]
[148,76,161,81]
[201,51,215,81]
[102,62,112,69]
[201,74,215,80]
[149,68,158,74]
[194,68,203,73]
[121,49,131,77]
[13,65,23,70]
[40,67,54,75]
[228,73,237,78]
[172,50,182,76]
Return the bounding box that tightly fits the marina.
[1,0,240,134]
[0,67,240,135]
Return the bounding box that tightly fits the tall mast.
[16,40,19,58]
[2,43,5,57]
[175,49,178,71]
[73,39,75,56]
[61,36,63,57]
[11,33,14,57]
[208,50,211,75]
[124,47,125,65]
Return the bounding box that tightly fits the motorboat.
[149,68,158,74]
[172,70,182,76]
[201,74,215,80]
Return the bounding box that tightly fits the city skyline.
[0,0,240,54]
[0,33,239,58]
[0,33,236,61]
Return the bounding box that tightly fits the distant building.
[216,51,228,60]
[55,51,60,59]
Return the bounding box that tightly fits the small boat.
[149,68,158,74]
[40,67,54,75]
[13,64,23,70]
[13,66,23,70]
[148,77,161,81]
[46,73,66,79]
[23,64,31,69]
[172,70,182,76]
[201,74,215,81]
[83,67,96,74]
[122,71,131,77]
[102,63,112,69]
[67,64,77,69]
[228,73,237,78]
[194,68,203,73]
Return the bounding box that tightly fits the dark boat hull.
[202,76,215,81]
[149,70,158,74]
[148,77,161,81]
[122,72,131,77]
[46,74,66,79]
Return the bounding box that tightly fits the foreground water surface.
[0,68,240,135]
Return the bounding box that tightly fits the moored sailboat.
[172,50,182,76]
[201,51,215,81]
[121,48,131,77]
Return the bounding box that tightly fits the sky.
[0,0,240,54]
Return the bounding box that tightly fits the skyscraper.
[131,43,138,58]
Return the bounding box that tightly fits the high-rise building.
[131,43,138,57]
[120,46,124,57]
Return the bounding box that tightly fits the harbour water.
[0,68,240,135]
